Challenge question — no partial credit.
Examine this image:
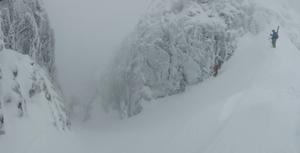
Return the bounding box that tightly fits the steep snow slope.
[101,0,300,117]
[31,30,300,153]
[202,32,300,153]
[14,29,300,153]
[0,49,69,152]
[80,30,300,153]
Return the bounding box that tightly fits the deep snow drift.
[4,28,300,153]
[79,30,300,153]
[0,1,70,151]
[2,0,300,153]
[0,49,69,153]
[100,0,300,117]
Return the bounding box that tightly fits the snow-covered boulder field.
[0,49,69,133]
[101,0,300,117]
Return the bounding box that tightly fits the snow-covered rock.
[0,49,69,133]
[0,0,55,76]
[101,0,300,117]
[0,0,67,133]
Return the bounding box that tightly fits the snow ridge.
[101,0,300,117]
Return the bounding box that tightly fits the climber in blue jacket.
[270,27,279,48]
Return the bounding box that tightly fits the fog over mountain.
[44,0,300,117]
[2,0,300,153]
[45,0,152,105]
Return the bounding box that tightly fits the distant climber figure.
[213,58,222,77]
[66,119,71,130]
[17,101,23,117]
[270,26,279,48]
[213,63,220,77]
[0,113,4,130]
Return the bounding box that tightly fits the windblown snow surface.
[80,30,300,153]
[100,0,300,117]
[0,49,68,153]
[3,28,300,153]
[2,0,300,152]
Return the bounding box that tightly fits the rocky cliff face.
[101,0,300,118]
[0,49,69,132]
[0,0,68,131]
[0,0,55,76]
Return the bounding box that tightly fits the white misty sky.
[289,0,300,10]
[44,0,152,100]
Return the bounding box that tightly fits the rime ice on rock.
[101,0,300,118]
[0,0,68,131]
[0,0,55,77]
